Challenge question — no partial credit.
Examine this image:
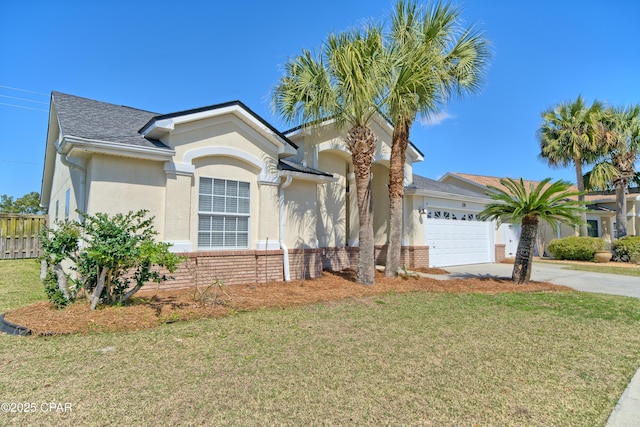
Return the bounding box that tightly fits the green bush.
[612,236,640,264]
[547,236,607,261]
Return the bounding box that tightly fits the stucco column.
[164,162,194,252]
[256,181,280,250]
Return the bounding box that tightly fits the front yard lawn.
[1,259,639,426]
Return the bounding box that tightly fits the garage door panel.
[425,218,492,267]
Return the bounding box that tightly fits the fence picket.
[0,214,46,259]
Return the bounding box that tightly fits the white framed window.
[198,177,250,249]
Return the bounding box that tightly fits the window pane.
[226,197,238,213]
[237,233,248,247]
[227,180,238,197]
[238,182,250,198]
[225,217,237,231]
[238,198,250,214]
[238,217,248,231]
[224,233,236,247]
[211,216,224,231]
[199,177,212,195]
[199,195,213,212]
[198,232,210,247]
[212,232,224,247]
[213,196,225,213]
[198,216,211,232]
[213,179,226,196]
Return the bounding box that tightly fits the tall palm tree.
[382,0,491,277]
[272,27,386,285]
[537,96,604,236]
[479,178,585,284]
[585,104,640,238]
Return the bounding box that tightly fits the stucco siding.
[372,163,390,245]
[48,152,80,223]
[317,151,349,247]
[284,180,318,249]
[169,117,279,170]
[85,155,166,238]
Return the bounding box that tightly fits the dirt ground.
[5,268,573,335]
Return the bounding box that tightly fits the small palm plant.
[479,178,585,284]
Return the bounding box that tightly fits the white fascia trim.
[164,161,195,176]
[141,119,174,139]
[405,188,490,205]
[61,136,175,161]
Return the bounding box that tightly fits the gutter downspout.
[56,140,87,219]
[279,174,293,281]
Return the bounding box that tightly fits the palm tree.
[585,104,640,238]
[479,178,585,284]
[537,96,604,236]
[272,27,386,285]
[382,0,491,277]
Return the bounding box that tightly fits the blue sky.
[1,0,639,199]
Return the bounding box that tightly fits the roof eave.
[60,136,175,161]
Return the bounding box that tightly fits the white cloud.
[420,110,454,127]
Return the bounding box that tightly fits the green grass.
[1,285,639,425]
[0,259,47,313]
[537,260,640,277]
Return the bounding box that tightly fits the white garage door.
[425,210,493,267]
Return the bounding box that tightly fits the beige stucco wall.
[85,155,167,238]
[372,163,390,245]
[48,150,81,224]
[316,151,349,247]
[165,116,280,168]
[284,180,318,249]
[403,195,425,246]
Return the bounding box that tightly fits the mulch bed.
[5,270,572,335]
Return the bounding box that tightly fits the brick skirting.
[153,245,431,291]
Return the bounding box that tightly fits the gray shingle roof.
[278,158,333,177]
[52,91,169,149]
[408,174,491,199]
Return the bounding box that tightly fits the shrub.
[40,210,183,310]
[612,236,640,264]
[547,236,607,261]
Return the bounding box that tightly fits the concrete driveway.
[443,262,640,299]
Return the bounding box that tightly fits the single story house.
[41,92,516,287]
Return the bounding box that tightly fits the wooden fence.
[0,214,47,259]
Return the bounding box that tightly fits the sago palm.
[272,27,386,285]
[585,104,640,238]
[382,0,490,277]
[479,178,585,284]
[537,96,604,236]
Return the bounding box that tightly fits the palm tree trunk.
[615,180,627,238]
[574,159,588,237]
[385,121,410,277]
[512,216,538,284]
[348,125,377,285]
